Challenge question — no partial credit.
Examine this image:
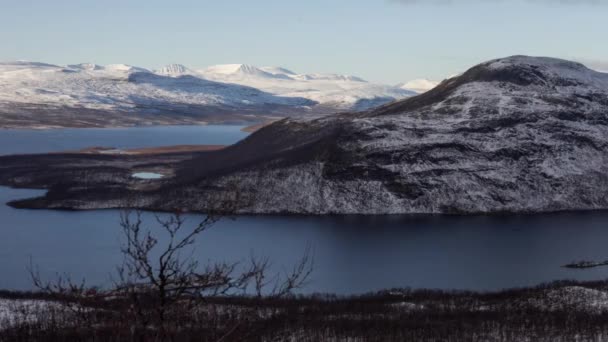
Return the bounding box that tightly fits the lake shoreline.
[3,137,608,216]
[3,184,608,294]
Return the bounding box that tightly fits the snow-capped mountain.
[195,63,413,110]
[398,79,440,94]
[0,61,311,110]
[0,61,316,128]
[155,64,191,76]
[152,56,608,215]
[0,60,415,128]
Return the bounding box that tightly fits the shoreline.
[67,144,227,155]
[0,122,214,131]
[0,118,280,132]
[4,179,608,218]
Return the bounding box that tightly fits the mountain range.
[3,56,608,215]
[0,61,430,128]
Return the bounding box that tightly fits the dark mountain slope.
[157,56,608,214]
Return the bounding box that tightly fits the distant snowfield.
[193,63,419,110]
[0,61,430,116]
[397,78,440,94]
[0,61,312,112]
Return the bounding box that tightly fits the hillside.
[162,56,608,214]
[3,56,607,215]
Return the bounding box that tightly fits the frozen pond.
[132,172,164,180]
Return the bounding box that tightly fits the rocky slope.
[3,56,608,215]
[160,56,608,214]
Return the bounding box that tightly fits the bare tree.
[114,210,313,337]
[27,204,313,340]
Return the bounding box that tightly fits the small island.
[562,260,608,269]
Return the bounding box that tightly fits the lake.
[0,125,248,155]
[1,125,607,294]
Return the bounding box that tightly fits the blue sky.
[1,0,606,83]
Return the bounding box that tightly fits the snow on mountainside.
[154,56,608,215]
[155,64,191,76]
[0,61,316,128]
[259,66,296,76]
[398,79,440,94]
[0,61,309,110]
[0,60,416,128]
[193,63,415,110]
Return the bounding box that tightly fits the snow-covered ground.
[530,286,608,313]
[0,299,65,329]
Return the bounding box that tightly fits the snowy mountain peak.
[460,55,608,89]
[103,64,150,73]
[236,64,263,74]
[156,64,191,76]
[399,79,440,93]
[293,73,367,82]
[68,63,103,71]
[373,55,608,119]
[202,64,290,80]
[203,64,247,75]
[0,61,62,70]
[0,59,416,116]
[259,66,296,76]
[486,55,589,72]
[0,60,61,68]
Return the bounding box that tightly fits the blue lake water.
[1,125,607,294]
[0,125,248,155]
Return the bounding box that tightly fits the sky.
[0,0,607,84]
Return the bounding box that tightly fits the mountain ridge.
[158,55,608,214]
[0,60,418,128]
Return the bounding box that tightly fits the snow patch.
[399,79,440,93]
